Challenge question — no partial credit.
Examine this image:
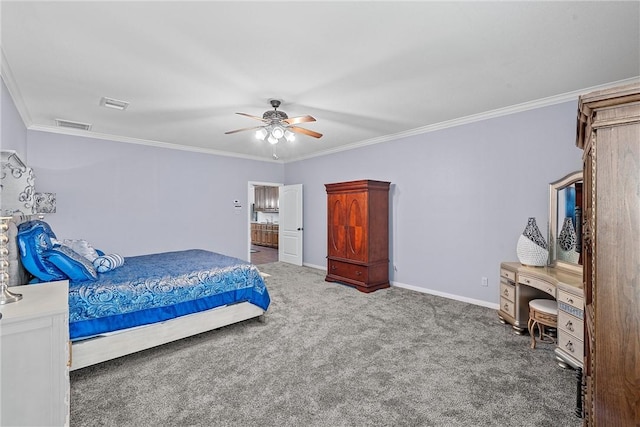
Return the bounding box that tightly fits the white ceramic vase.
[557,217,579,263]
[516,217,548,267]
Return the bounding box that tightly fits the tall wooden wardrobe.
[325,180,390,293]
[576,82,640,426]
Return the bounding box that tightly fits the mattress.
[69,249,270,340]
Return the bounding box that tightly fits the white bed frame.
[71,301,266,370]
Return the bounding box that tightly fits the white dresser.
[0,280,70,427]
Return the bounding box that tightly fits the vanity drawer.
[500,268,516,282]
[558,331,584,363]
[558,311,584,341]
[500,280,515,303]
[327,260,368,284]
[518,273,555,296]
[557,290,584,311]
[500,297,515,318]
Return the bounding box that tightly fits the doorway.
[250,244,279,265]
[248,181,281,265]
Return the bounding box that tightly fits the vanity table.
[498,170,585,370]
[498,261,583,368]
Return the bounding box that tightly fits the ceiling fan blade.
[236,112,269,123]
[289,126,323,139]
[283,115,316,125]
[224,125,264,135]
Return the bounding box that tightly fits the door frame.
[247,181,283,262]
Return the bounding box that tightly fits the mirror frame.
[549,170,583,275]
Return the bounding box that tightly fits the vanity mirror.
[548,170,583,275]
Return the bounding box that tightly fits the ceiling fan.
[225,99,323,144]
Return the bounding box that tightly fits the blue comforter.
[69,249,270,340]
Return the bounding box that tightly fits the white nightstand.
[0,280,70,427]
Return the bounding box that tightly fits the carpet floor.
[70,262,581,426]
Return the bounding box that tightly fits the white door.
[279,184,303,266]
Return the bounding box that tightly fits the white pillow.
[93,253,125,273]
[60,239,100,262]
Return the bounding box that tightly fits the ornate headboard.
[1,151,38,286]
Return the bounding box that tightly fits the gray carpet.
[70,262,581,426]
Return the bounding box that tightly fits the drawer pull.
[565,340,575,353]
[567,298,574,304]
[356,271,362,276]
[503,289,509,296]
[566,320,574,332]
[525,279,530,284]
[503,303,509,310]
[332,265,337,270]
[546,287,553,294]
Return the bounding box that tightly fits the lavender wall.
[1,78,27,158]
[285,101,583,306]
[26,131,284,260]
[3,73,584,306]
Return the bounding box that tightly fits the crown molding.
[1,47,33,128]
[4,44,638,165]
[27,124,283,163]
[286,76,640,163]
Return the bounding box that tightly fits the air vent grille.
[100,97,129,110]
[55,119,92,131]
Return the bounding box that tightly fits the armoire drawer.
[327,260,369,284]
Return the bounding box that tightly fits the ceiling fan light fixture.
[284,130,295,142]
[255,128,267,140]
[225,100,321,156]
[271,125,285,139]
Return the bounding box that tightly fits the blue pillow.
[93,253,125,273]
[17,220,66,282]
[43,246,98,282]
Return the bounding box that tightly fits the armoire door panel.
[328,196,346,257]
[346,193,368,261]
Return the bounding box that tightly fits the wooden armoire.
[325,180,390,293]
[576,83,640,426]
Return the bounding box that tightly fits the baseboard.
[301,263,499,310]
[303,262,326,271]
[391,280,500,310]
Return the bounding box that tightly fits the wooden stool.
[527,299,558,349]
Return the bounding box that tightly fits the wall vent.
[55,119,92,131]
[100,97,129,110]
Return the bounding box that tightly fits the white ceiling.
[2,1,639,162]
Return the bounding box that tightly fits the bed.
[7,216,270,370]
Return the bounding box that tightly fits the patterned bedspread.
[69,249,270,340]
